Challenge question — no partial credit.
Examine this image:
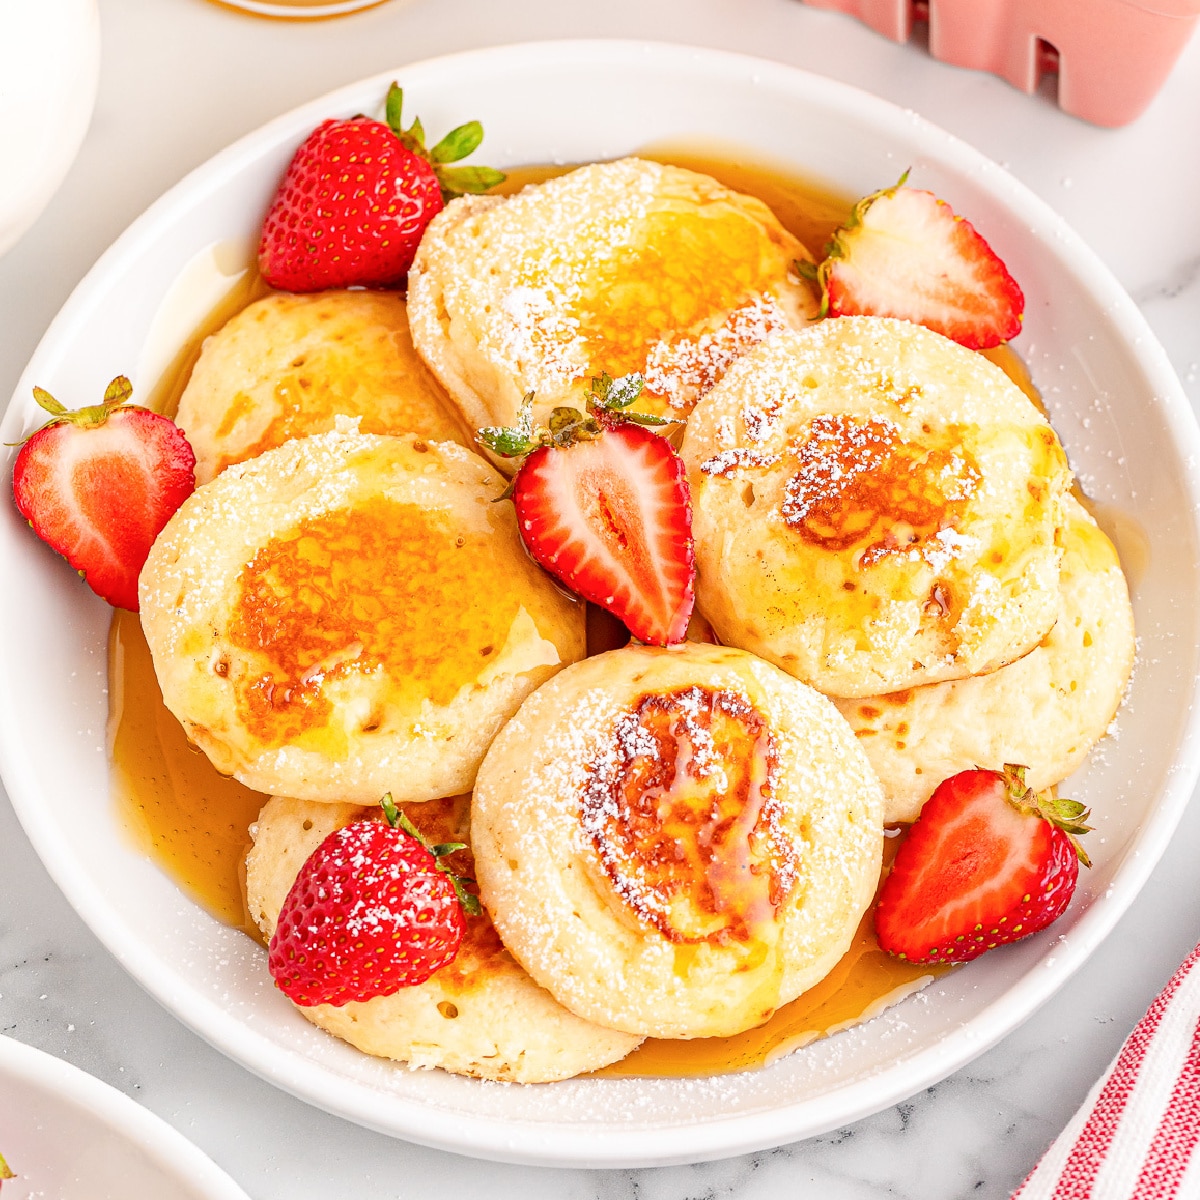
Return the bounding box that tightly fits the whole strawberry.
[12,376,196,612]
[259,82,504,292]
[875,764,1091,964]
[807,174,1025,350]
[478,373,695,647]
[269,795,481,1008]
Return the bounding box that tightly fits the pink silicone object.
[802,0,1200,125]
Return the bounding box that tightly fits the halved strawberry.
[809,176,1024,350]
[11,376,196,612]
[875,764,1091,964]
[478,374,695,647]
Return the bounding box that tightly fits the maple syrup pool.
[109,146,1058,1078]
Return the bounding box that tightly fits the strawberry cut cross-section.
[513,422,695,647]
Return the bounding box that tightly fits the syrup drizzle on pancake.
[580,686,795,945]
[781,414,981,569]
[228,497,520,747]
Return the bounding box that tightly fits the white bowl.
[0,1035,249,1200]
[0,0,101,258]
[2,40,1199,1169]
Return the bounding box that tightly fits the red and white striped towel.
[1012,942,1200,1200]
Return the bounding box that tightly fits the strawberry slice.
[479,374,695,647]
[875,764,1091,964]
[809,176,1024,350]
[11,377,196,612]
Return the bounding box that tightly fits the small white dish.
[0,1035,249,1200]
[0,0,101,258]
[1,40,1199,1169]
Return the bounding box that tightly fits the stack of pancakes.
[138,157,1134,1083]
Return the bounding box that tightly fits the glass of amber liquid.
[209,0,390,17]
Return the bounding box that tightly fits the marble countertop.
[2,1,1199,1196]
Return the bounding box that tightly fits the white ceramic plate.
[0,1035,249,1200]
[2,41,1199,1169]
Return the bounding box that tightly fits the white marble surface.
[1,0,1199,1196]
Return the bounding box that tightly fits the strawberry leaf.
[383,84,429,157]
[584,371,678,427]
[436,164,506,197]
[380,795,483,915]
[589,371,645,412]
[384,83,405,134]
[794,258,819,283]
[17,376,142,445]
[623,411,675,427]
[429,120,484,165]
[449,877,483,917]
[548,406,600,445]
[31,386,67,417]
[105,375,134,406]
[1000,764,1093,868]
[380,792,405,830]
[477,394,539,458]
[383,82,503,197]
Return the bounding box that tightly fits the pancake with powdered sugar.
[246,794,641,1081]
[139,428,584,803]
[836,493,1135,823]
[407,157,818,449]
[471,642,884,1040]
[177,290,468,485]
[680,317,1072,698]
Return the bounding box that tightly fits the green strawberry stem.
[0,1149,13,1181]
[477,371,676,466]
[19,375,135,444]
[382,83,505,201]
[379,794,483,915]
[1001,763,1093,868]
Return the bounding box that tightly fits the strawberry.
[258,82,504,292]
[806,175,1024,350]
[875,764,1091,964]
[11,376,196,613]
[269,794,481,1008]
[478,373,695,647]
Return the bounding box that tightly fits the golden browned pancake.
[176,290,468,483]
[471,642,884,1040]
[139,428,585,803]
[246,794,641,1081]
[407,157,818,446]
[681,317,1072,697]
[835,494,1136,822]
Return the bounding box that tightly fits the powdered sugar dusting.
[577,684,796,942]
[411,158,814,428]
[493,284,585,391]
[644,294,789,411]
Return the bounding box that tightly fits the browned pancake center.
[228,498,519,746]
[782,414,981,568]
[568,209,791,410]
[580,686,796,944]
